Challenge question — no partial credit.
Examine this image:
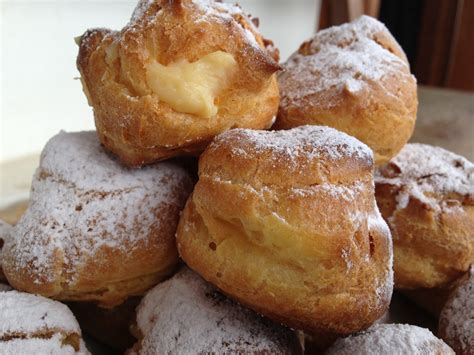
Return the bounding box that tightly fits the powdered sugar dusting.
[439,266,474,353]
[375,143,474,211]
[135,267,298,353]
[280,15,411,108]
[0,290,81,337]
[5,131,192,284]
[191,0,260,48]
[326,324,454,354]
[220,125,373,164]
[0,335,88,355]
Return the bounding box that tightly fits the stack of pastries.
[1,0,472,354]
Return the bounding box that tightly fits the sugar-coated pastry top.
[439,266,474,354]
[279,15,411,111]
[326,324,454,355]
[134,267,301,354]
[376,143,474,211]
[4,131,192,292]
[1,335,87,355]
[202,125,373,187]
[0,291,87,354]
[0,291,80,336]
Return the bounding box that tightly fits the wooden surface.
[411,86,474,161]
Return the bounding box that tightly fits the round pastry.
[2,131,193,307]
[77,0,280,167]
[177,125,393,336]
[68,297,141,351]
[276,15,417,165]
[439,265,474,354]
[131,267,302,354]
[0,290,88,354]
[375,143,474,289]
[0,220,12,282]
[326,324,454,354]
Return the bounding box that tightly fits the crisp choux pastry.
[375,143,474,289]
[177,125,393,336]
[0,220,12,282]
[439,265,474,355]
[326,324,454,355]
[77,0,280,167]
[276,15,417,165]
[131,267,302,354]
[2,131,193,307]
[0,290,89,354]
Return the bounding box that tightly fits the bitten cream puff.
[77,0,280,167]
[375,143,474,289]
[177,125,393,336]
[276,16,417,165]
[2,131,193,307]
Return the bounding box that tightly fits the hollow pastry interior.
[131,267,302,354]
[375,143,474,289]
[177,125,393,336]
[2,131,193,307]
[0,290,88,354]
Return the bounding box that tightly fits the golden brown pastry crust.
[177,126,393,336]
[77,0,280,167]
[2,131,193,307]
[276,16,417,165]
[375,143,474,289]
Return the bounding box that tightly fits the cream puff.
[375,143,474,289]
[439,265,474,354]
[326,324,454,354]
[0,290,89,354]
[2,131,193,307]
[131,267,302,354]
[177,125,393,336]
[276,15,417,165]
[77,0,280,167]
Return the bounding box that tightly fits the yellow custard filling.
[145,51,237,118]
